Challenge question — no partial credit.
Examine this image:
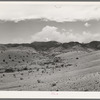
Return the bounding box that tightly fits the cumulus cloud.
[0,2,100,22]
[84,22,91,27]
[31,26,65,42]
[31,26,100,43]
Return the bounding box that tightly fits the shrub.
[61,64,64,67]
[55,59,59,62]
[55,66,59,68]
[76,57,79,59]
[5,62,8,64]
[46,66,48,68]
[23,67,28,70]
[22,59,25,62]
[28,70,32,73]
[18,61,21,63]
[26,55,28,57]
[37,68,39,71]
[20,78,23,80]
[42,70,44,73]
[5,68,14,73]
[17,69,20,72]
[29,68,32,70]
[12,59,14,61]
[13,74,16,78]
[9,57,11,59]
[3,59,5,62]
[21,73,23,75]
[84,89,89,91]
[52,62,55,65]
[51,83,56,87]
[37,80,41,83]
[3,74,5,76]
[67,64,72,66]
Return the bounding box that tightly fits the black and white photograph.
[0,1,100,92]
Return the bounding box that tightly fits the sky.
[0,2,100,44]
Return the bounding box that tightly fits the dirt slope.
[0,49,100,91]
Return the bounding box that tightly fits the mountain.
[1,40,100,52]
[30,41,61,51]
[86,41,100,49]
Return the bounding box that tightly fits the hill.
[0,41,100,91]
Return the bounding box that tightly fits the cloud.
[31,26,100,43]
[84,22,91,27]
[81,31,100,42]
[0,2,100,22]
[31,26,65,42]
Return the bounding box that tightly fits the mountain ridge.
[0,40,100,51]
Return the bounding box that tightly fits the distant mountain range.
[1,41,100,51]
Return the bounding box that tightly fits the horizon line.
[0,40,100,45]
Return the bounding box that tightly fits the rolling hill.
[0,41,100,91]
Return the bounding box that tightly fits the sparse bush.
[9,56,11,59]
[42,70,44,73]
[26,55,28,57]
[5,68,14,73]
[3,74,5,76]
[67,64,72,66]
[46,66,48,68]
[76,57,79,59]
[29,68,32,70]
[21,73,23,75]
[23,67,28,70]
[17,69,20,72]
[13,74,16,78]
[5,62,8,64]
[20,77,23,80]
[55,59,59,62]
[37,80,41,83]
[3,59,5,62]
[28,70,32,73]
[84,89,89,91]
[61,64,64,67]
[51,83,56,87]
[55,65,59,68]
[37,68,39,71]
[22,59,25,62]
[52,62,55,65]
[54,57,61,63]
[18,61,21,63]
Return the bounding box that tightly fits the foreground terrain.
[0,41,100,91]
